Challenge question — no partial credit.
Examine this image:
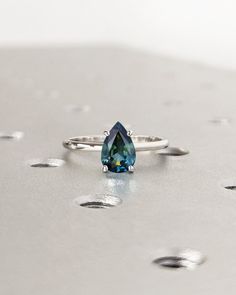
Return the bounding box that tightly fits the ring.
[63,121,169,173]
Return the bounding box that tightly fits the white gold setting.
[63,135,169,152]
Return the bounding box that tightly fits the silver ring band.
[63,135,169,152]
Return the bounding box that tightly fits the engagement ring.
[63,122,169,173]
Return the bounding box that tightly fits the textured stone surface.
[1,46,236,295]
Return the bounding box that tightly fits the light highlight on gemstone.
[101,122,136,173]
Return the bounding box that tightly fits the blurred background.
[1,0,236,69]
[2,2,236,295]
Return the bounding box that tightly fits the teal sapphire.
[101,122,136,173]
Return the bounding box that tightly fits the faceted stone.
[101,122,136,173]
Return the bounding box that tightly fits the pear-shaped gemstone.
[101,122,136,173]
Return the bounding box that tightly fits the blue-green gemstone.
[101,122,136,173]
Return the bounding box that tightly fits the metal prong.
[104,130,110,136]
[127,130,133,137]
[102,165,108,173]
[128,165,134,173]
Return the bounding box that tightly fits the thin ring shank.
[63,135,169,152]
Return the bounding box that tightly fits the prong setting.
[128,165,134,173]
[102,165,108,173]
[127,130,133,137]
[104,130,110,136]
